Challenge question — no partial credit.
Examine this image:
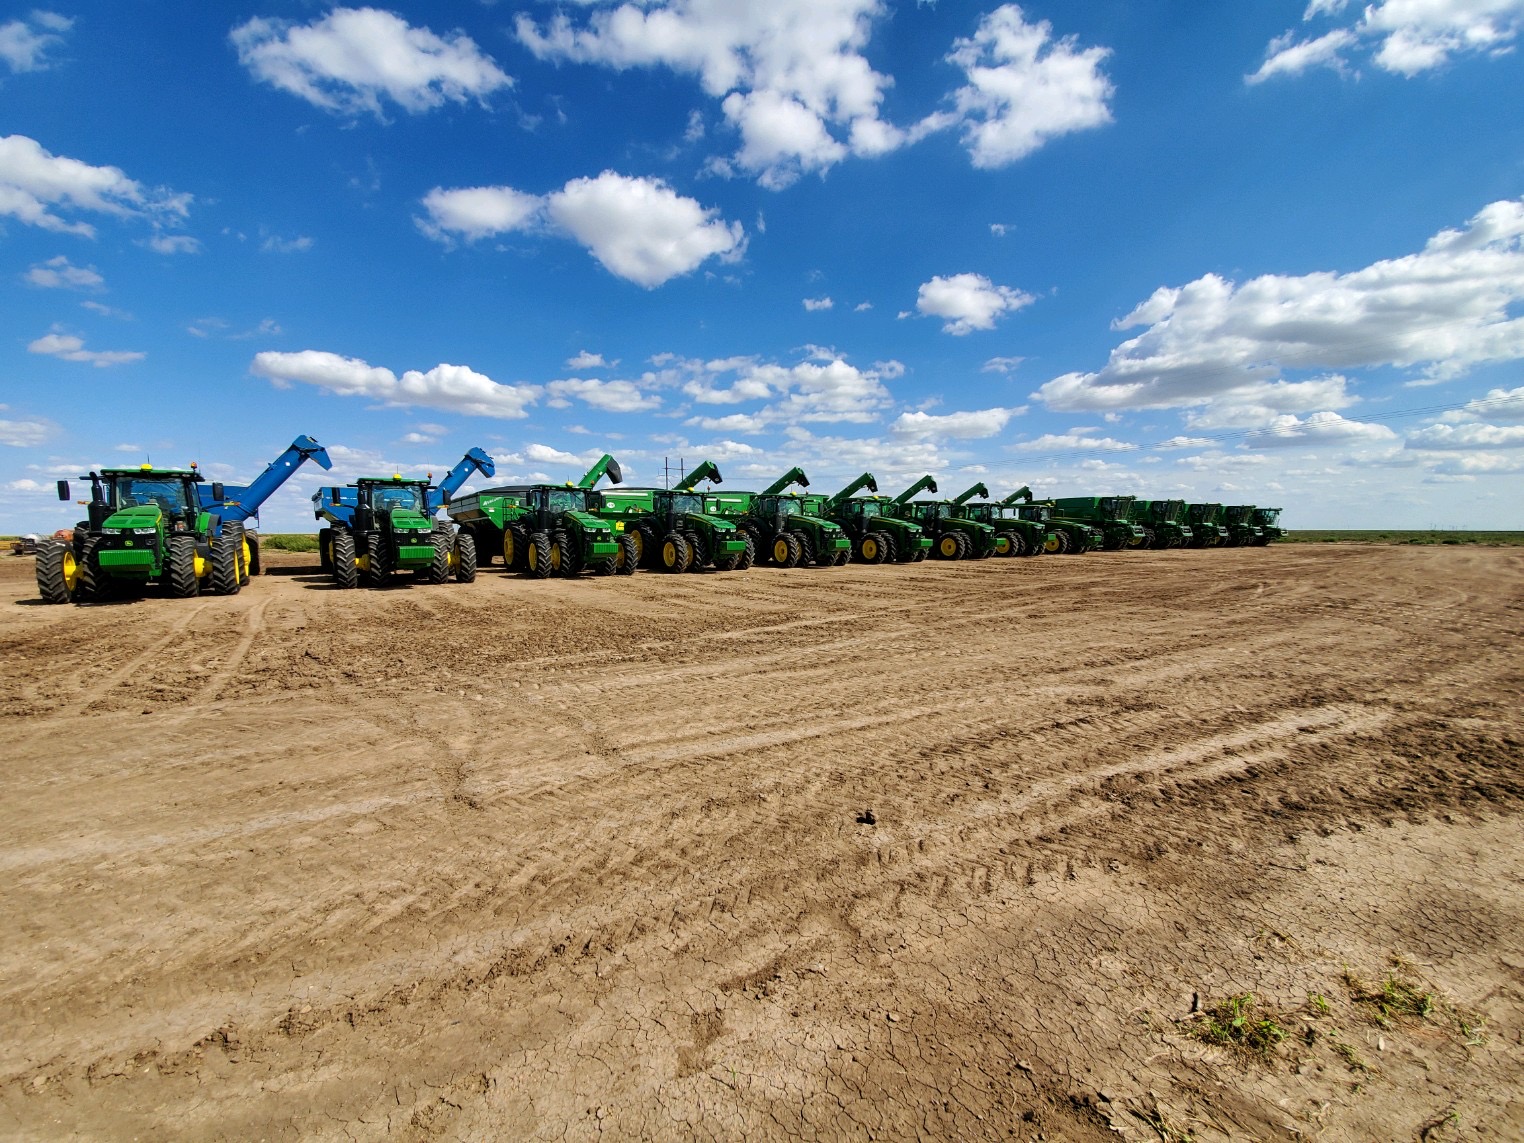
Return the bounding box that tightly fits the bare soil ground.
[2,545,1521,1142]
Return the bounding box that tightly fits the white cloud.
[1241,411,1398,448]
[0,407,55,447]
[27,331,143,367]
[981,355,1025,374]
[261,234,313,253]
[230,7,511,118]
[24,255,102,289]
[546,172,745,288]
[803,296,834,311]
[1251,0,1524,83]
[566,350,610,370]
[0,134,190,237]
[1452,385,1524,424]
[419,172,744,287]
[916,272,1034,334]
[0,11,71,73]
[1037,198,1524,414]
[1013,431,1136,453]
[943,5,1114,168]
[1406,421,1524,449]
[545,377,662,412]
[80,300,131,319]
[891,407,1022,439]
[251,349,540,419]
[1427,452,1524,475]
[683,411,770,434]
[144,234,201,255]
[524,442,586,466]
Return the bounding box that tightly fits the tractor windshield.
[545,488,587,513]
[963,505,992,523]
[758,497,801,517]
[371,484,424,512]
[114,476,192,516]
[668,492,703,515]
[1256,508,1281,524]
[856,500,882,518]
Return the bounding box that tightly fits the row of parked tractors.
[31,435,1285,602]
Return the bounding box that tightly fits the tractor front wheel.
[331,529,358,588]
[661,533,691,572]
[362,532,391,588]
[859,533,884,563]
[35,540,78,604]
[425,533,451,584]
[684,530,706,572]
[737,533,756,570]
[552,530,580,578]
[527,532,553,578]
[167,534,200,598]
[936,533,960,560]
[211,524,243,596]
[614,532,638,575]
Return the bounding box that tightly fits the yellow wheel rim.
[773,539,789,562]
[1044,536,1061,552]
[940,536,958,556]
[241,536,252,569]
[996,536,1012,555]
[503,532,515,564]
[632,532,644,561]
[528,545,539,570]
[550,544,562,570]
[62,549,80,591]
[862,538,878,560]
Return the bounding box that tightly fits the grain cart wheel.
[425,532,451,584]
[614,533,638,575]
[211,524,243,596]
[237,532,252,584]
[859,533,884,563]
[527,532,553,578]
[35,540,78,604]
[362,531,392,588]
[454,530,477,583]
[660,533,690,572]
[503,525,528,571]
[684,530,707,571]
[319,527,334,573]
[737,533,756,570]
[167,534,200,598]
[331,529,358,588]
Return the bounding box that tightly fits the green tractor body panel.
[448,483,624,576]
[704,488,850,567]
[591,486,750,569]
[1048,496,1147,551]
[954,501,1050,557]
[1185,503,1231,547]
[1128,499,1194,549]
[821,479,931,563]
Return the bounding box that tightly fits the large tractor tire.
[35,540,78,604]
[660,532,691,572]
[684,530,706,572]
[736,533,756,570]
[526,532,553,578]
[319,527,334,573]
[454,530,477,583]
[167,534,200,598]
[552,530,580,578]
[425,532,451,584]
[237,532,252,585]
[858,533,887,564]
[211,524,243,596]
[792,530,814,567]
[614,532,638,575]
[503,525,530,571]
[245,531,262,577]
[362,531,392,588]
[935,533,961,560]
[768,532,798,568]
[635,522,661,568]
[331,529,358,588]
[993,531,1017,557]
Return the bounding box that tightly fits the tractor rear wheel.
[454,530,477,583]
[319,527,334,573]
[614,533,637,575]
[527,532,553,578]
[684,530,706,571]
[661,533,690,572]
[859,533,885,563]
[211,524,243,596]
[504,525,529,570]
[425,532,451,584]
[552,530,580,577]
[737,533,756,570]
[35,540,76,604]
[936,533,960,559]
[167,534,200,598]
[362,532,391,588]
[331,529,358,588]
[793,531,814,567]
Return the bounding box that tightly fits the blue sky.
[4,0,1524,532]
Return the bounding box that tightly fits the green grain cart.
[1224,505,1283,546]
[951,484,1049,557]
[1048,497,1147,551]
[449,482,634,578]
[1185,503,1230,547]
[1249,507,1285,544]
[1127,500,1194,549]
[1004,487,1101,553]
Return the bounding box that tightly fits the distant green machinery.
[951,485,1049,557]
[817,473,930,563]
[883,477,998,559]
[1004,487,1100,554]
[1248,506,1284,544]
[1224,505,1284,546]
[704,468,851,567]
[593,460,753,572]
[1185,503,1230,547]
[1047,496,1147,551]
[1127,500,1194,549]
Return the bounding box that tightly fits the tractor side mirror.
[56,480,70,501]
[211,482,224,502]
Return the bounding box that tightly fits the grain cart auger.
[1004,487,1101,554]
[1048,497,1147,551]
[315,474,476,589]
[577,454,623,490]
[198,434,333,579]
[821,473,930,563]
[949,487,1049,557]
[1185,503,1230,547]
[38,464,245,603]
[1127,500,1193,549]
[449,480,633,579]
[591,460,751,572]
[884,476,998,560]
[315,448,493,573]
[702,468,850,568]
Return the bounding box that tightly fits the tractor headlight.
[134,527,157,535]
[101,527,124,535]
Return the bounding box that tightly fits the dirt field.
[2,544,1521,1141]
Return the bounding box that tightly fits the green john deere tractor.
[884,477,999,559]
[1004,487,1101,553]
[1224,505,1281,546]
[37,464,246,603]
[950,484,1050,557]
[1127,499,1194,549]
[704,468,851,568]
[818,473,930,563]
[1048,496,1147,551]
[449,483,633,578]
[592,460,753,572]
[315,474,476,588]
[1185,503,1230,547]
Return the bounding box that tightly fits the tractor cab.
[655,489,705,518]
[753,494,806,520]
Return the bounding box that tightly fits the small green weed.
[1132,1106,1195,1142]
[1308,992,1331,1017]
[1187,993,1287,1056]
[1345,970,1434,1026]
[261,533,321,552]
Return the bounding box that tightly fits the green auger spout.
[827,472,878,506]
[675,460,722,490]
[760,466,809,495]
[577,454,624,489]
[891,475,938,506]
[952,482,990,506]
[1001,485,1033,506]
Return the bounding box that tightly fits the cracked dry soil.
[1,544,1521,1141]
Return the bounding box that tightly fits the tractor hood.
[102,505,164,530]
[388,507,434,531]
[565,510,614,534]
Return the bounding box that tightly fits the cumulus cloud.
[418,172,744,288]
[943,5,1114,168]
[1012,430,1136,453]
[916,272,1034,334]
[27,331,143,367]
[251,349,539,418]
[230,7,511,117]
[0,406,55,447]
[1250,0,1524,82]
[676,351,897,430]
[1426,452,1524,475]
[24,255,102,289]
[1241,411,1398,448]
[891,407,1023,439]
[1037,198,1524,416]
[0,134,190,237]
[545,377,662,412]
[566,350,610,370]
[0,10,71,73]
[1451,384,1524,424]
[1406,421,1524,449]
[803,297,834,312]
